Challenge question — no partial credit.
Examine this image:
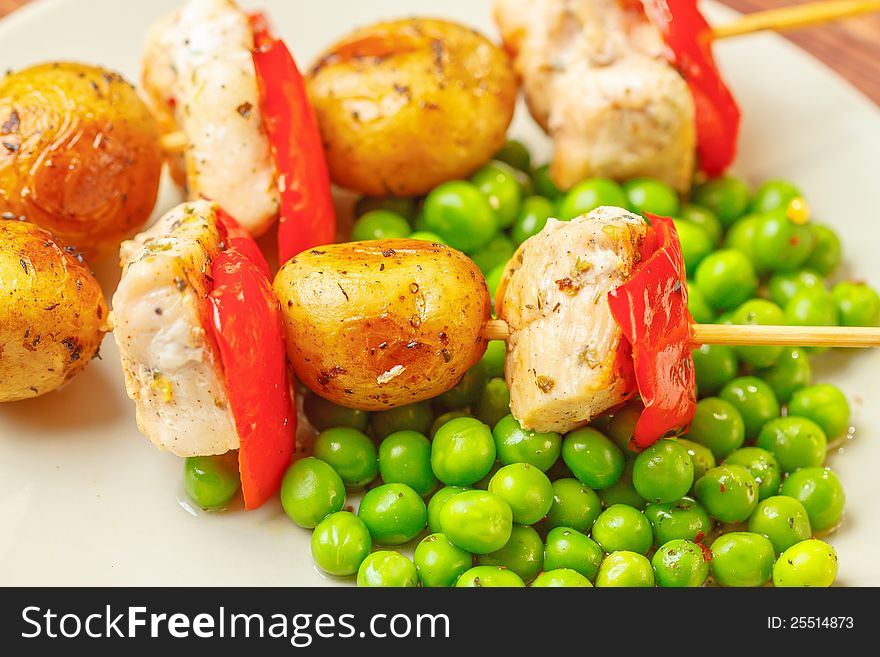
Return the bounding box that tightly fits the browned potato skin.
[274,239,490,410]
[0,219,109,402]
[0,63,163,257]
[307,18,517,197]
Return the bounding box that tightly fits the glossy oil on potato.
[307,18,517,196]
[274,239,490,409]
[0,63,162,257]
[0,219,109,402]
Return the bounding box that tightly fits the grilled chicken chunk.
[142,0,280,235]
[493,0,695,191]
[497,206,646,433]
[113,201,239,457]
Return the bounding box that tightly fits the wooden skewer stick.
[483,319,880,348]
[713,0,880,40]
[160,131,188,153]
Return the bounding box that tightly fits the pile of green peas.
[181,140,876,587]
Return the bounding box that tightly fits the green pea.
[455,565,525,587]
[280,457,345,528]
[477,524,544,581]
[652,539,710,587]
[681,203,722,246]
[694,249,758,312]
[692,176,751,227]
[357,483,427,545]
[677,439,717,483]
[355,196,416,222]
[426,485,470,534]
[723,447,782,501]
[756,347,812,404]
[592,504,653,555]
[544,478,602,533]
[414,533,473,588]
[719,376,780,440]
[183,453,240,510]
[595,551,655,587]
[469,233,516,277]
[543,526,604,581]
[623,178,680,216]
[605,399,643,452]
[531,164,562,200]
[356,551,419,587]
[423,181,497,252]
[512,196,555,244]
[481,340,506,379]
[303,392,369,432]
[687,282,715,324]
[439,490,513,554]
[695,464,759,523]
[531,568,593,587]
[687,397,746,460]
[486,263,507,306]
[431,416,496,486]
[723,214,763,271]
[429,410,468,439]
[632,440,694,504]
[748,495,812,553]
[473,461,501,491]
[780,467,845,532]
[785,288,839,328]
[371,401,433,440]
[692,344,738,397]
[475,378,511,428]
[407,230,447,244]
[493,414,562,472]
[756,417,827,473]
[710,532,775,587]
[351,209,410,241]
[804,224,841,276]
[562,427,624,489]
[645,497,712,546]
[730,299,787,368]
[833,281,880,327]
[436,361,488,410]
[313,427,378,488]
[494,139,532,172]
[378,431,436,497]
[558,178,626,220]
[600,459,648,509]
[673,219,713,275]
[768,269,825,309]
[751,179,801,214]
[488,463,554,525]
[772,539,838,587]
[788,384,850,439]
[311,511,372,576]
[471,161,522,229]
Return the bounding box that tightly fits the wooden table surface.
[1,0,878,104]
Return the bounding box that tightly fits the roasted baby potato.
[307,18,517,196]
[0,63,163,257]
[0,218,109,402]
[274,239,490,409]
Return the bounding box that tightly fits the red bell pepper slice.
[207,209,296,509]
[607,214,696,449]
[644,0,741,175]
[250,13,336,265]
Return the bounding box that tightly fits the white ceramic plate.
[1,0,878,586]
